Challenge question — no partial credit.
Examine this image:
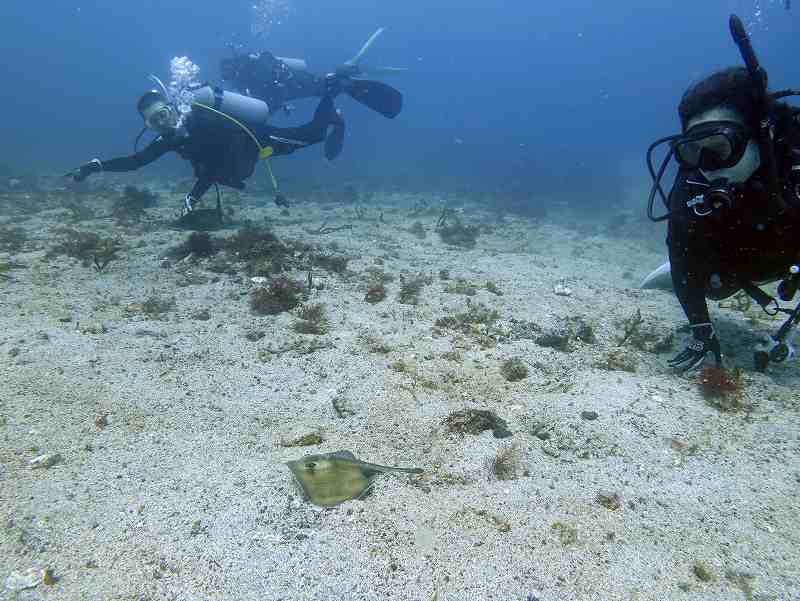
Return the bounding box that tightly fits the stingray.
[286,451,423,507]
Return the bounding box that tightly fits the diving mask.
[142,101,179,134]
[673,121,752,171]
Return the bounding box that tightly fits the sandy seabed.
[1,178,799,601]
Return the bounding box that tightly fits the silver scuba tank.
[191,85,271,127]
[275,57,308,72]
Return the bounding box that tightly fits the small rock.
[581,410,599,421]
[95,414,109,429]
[189,520,204,537]
[596,492,621,511]
[692,561,717,583]
[192,308,211,321]
[553,285,572,297]
[281,433,324,447]
[30,453,63,469]
[244,329,266,342]
[79,322,107,335]
[4,568,43,591]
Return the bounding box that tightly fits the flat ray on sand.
[287,451,423,507]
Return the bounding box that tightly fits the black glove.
[68,159,103,182]
[668,323,722,371]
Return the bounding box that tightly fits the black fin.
[345,79,402,119]
[325,121,346,160]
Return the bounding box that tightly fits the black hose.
[646,137,677,222]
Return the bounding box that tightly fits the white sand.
[1,182,799,601]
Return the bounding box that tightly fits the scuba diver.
[644,15,800,372]
[220,28,404,160]
[68,79,341,214]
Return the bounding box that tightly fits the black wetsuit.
[666,112,800,326]
[223,52,327,114]
[100,95,335,201]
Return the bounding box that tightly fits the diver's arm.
[101,137,175,172]
[666,171,722,369]
[667,172,712,325]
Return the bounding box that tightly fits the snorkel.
[728,15,785,211]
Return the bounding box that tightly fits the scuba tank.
[191,85,271,127]
[275,57,308,73]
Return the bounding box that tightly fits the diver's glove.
[183,193,197,214]
[68,159,103,182]
[668,323,722,371]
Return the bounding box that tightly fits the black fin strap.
[741,281,776,309]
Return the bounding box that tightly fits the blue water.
[1,0,796,201]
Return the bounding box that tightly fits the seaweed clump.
[445,409,512,439]
[364,285,387,304]
[699,366,747,412]
[398,272,432,305]
[225,225,291,275]
[185,232,218,258]
[292,303,329,335]
[112,185,158,225]
[250,277,305,315]
[315,254,351,274]
[615,308,674,353]
[48,229,122,271]
[500,357,529,382]
[487,445,520,480]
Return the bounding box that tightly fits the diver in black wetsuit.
[645,16,800,371]
[68,86,340,213]
[220,29,403,160]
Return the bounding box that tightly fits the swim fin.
[345,79,402,119]
[325,121,345,160]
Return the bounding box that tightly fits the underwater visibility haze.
[1,0,799,599]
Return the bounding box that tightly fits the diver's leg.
[325,107,345,160]
[268,96,338,150]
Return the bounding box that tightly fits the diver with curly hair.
[644,16,800,371]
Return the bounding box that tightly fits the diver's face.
[142,101,178,135]
[685,107,760,184]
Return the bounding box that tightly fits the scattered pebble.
[281,433,324,447]
[692,561,717,583]
[596,492,621,511]
[30,453,63,469]
[79,322,106,335]
[191,308,211,321]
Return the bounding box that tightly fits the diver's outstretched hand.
[66,159,103,182]
[668,323,722,371]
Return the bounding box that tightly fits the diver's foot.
[325,123,345,160]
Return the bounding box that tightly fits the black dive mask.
[674,121,752,170]
[646,121,753,221]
